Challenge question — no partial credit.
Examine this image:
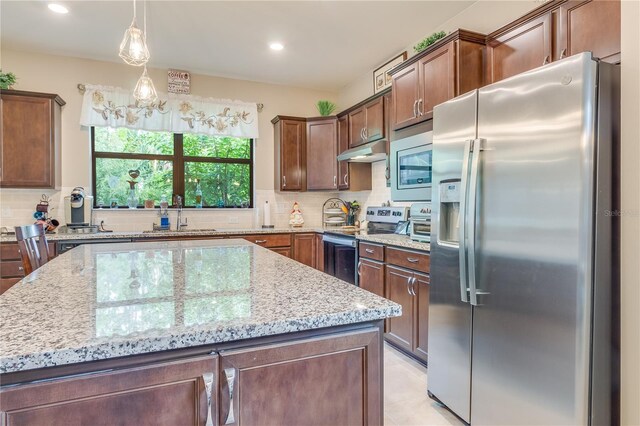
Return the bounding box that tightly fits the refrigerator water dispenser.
[438,181,461,244]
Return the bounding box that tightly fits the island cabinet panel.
[306,118,338,190]
[272,116,306,191]
[218,328,382,426]
[0,355,218,426]
[293,232,316,268]
[558,0,620,63]
[0,90,64,189]
[358,258,385,298]
[486,13,552,84]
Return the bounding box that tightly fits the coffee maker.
[61,187,97,233]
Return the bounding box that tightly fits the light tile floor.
[384,343,465,426]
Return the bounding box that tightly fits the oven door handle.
[322,235,357,248]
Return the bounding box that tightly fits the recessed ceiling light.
[47,3,69,14]
[269,42,284,51]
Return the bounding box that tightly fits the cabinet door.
[348,107,366,147]
[413,271,430,363]
[337,115,350,190]
[358,258,385,298]
[419,41,456,120]
[486,13,552,84]
[270,247,291,258]
[391,62,421,130]
[280,119,306,191]
[558,0,620,63]
[383,93,392,188]
[385,265,415,353]
[0,355,217,425]
[306,119,337,190]
[293,233,316,268]
[1,95,55,188]
[364,96,385,142]
[218,328,382,426]
[314,233,324,272]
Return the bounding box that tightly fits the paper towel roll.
[263,201,271,227]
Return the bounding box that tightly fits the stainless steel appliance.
[62,187,97,233]
[390,132,432,201]
[428,53,618,425]
[409,202,431,242]
[323,206,410,285]
[56,238,133,254]
[336,140,387,163]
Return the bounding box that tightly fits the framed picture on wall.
[373,51,407,94]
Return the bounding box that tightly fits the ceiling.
[1,1,478,91]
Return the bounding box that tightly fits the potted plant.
[414,31,447,53]
[316,100,337,116]
[0,70,17,90]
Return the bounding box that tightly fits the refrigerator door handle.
[458,139,473,303]
[468,138,485,306]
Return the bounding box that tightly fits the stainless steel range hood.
[336,140,387,163]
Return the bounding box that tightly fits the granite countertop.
[0,227,324,243]
[356,234,430,252]
[0,239,400,374]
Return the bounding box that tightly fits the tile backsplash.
[0,161,409,232]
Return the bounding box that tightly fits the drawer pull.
[18,266,24,271]
[254,240,267,244]
[202,372,214,426]
[407,257,420,263]
[410,277,417,296]
[365,248,375,254]
[223,367,236,425]
[357,261,362,276]
[406,276,413,295]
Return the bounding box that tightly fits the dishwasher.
[56,238,133,254]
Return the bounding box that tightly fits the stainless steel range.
[322,206,409,285]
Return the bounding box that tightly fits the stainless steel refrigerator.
[428,52,619,425]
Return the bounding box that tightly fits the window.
[92,127,253,208]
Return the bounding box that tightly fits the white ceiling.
[1,1,478,91]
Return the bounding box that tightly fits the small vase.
[127,188,138,209]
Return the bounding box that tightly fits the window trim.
[91,127,254,208]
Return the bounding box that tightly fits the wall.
[338,0,539,108]
[0,49,338,229]
[619,0,640,424]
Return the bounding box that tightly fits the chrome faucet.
[175,195,188,231]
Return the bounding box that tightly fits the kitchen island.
[0,239,400,425]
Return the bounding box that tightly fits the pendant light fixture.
[119,0,150,66]
[133,66,158,103]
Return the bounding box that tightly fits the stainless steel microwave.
[390,132,433,201]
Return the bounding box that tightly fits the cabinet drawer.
[359,242,384,261]
[1,260,25,278]
[1,243,21,260]
[386,247,430,273]
[241,234,292,248]
[1,277,22,294]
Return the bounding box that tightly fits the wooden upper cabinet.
[272,116,306,191]
[390,30,485,130]
[486,13,552,84]
[0,355,217,425]
[558,0,620,63]
[391,62,421,130]
[0,90,64,189]
[348,107,366,147]
[306,117,338,190]
[363,96,385,142]
[337,115,350,190]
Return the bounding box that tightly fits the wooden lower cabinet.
[293,232,316,268]
[0,355,217,425]
[0,327,383,426]
[358,258,385,298]
[270,247,291,258]
[385,265,430,363]
[315,233,324,272]
[0,241,55,294]
[218,328,381,426]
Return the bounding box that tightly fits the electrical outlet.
[228,216,239,224]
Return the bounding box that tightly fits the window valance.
[79,84,259,138]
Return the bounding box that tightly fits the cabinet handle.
[365,248,375,254]
[18,266,24,271]
[406,276,413,295]
[333,175,337,187]
[407,257,419,263]
[202,372,215,426]
[343,174,348,185]
[385,166,391,181]
[282,175,286,188]
[363,128,367,140]
[358,261,363,276]
[543,55,550,65]
[410,277,417,296]
[255,239,267,244]
[222,367,236,425]
[418,99,424,116]
[560,49,567,59]
[413,100,418,118]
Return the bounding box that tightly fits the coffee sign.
[168,69,190,94]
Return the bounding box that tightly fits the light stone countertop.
[356,234,430,252]
[0,239,400,374]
